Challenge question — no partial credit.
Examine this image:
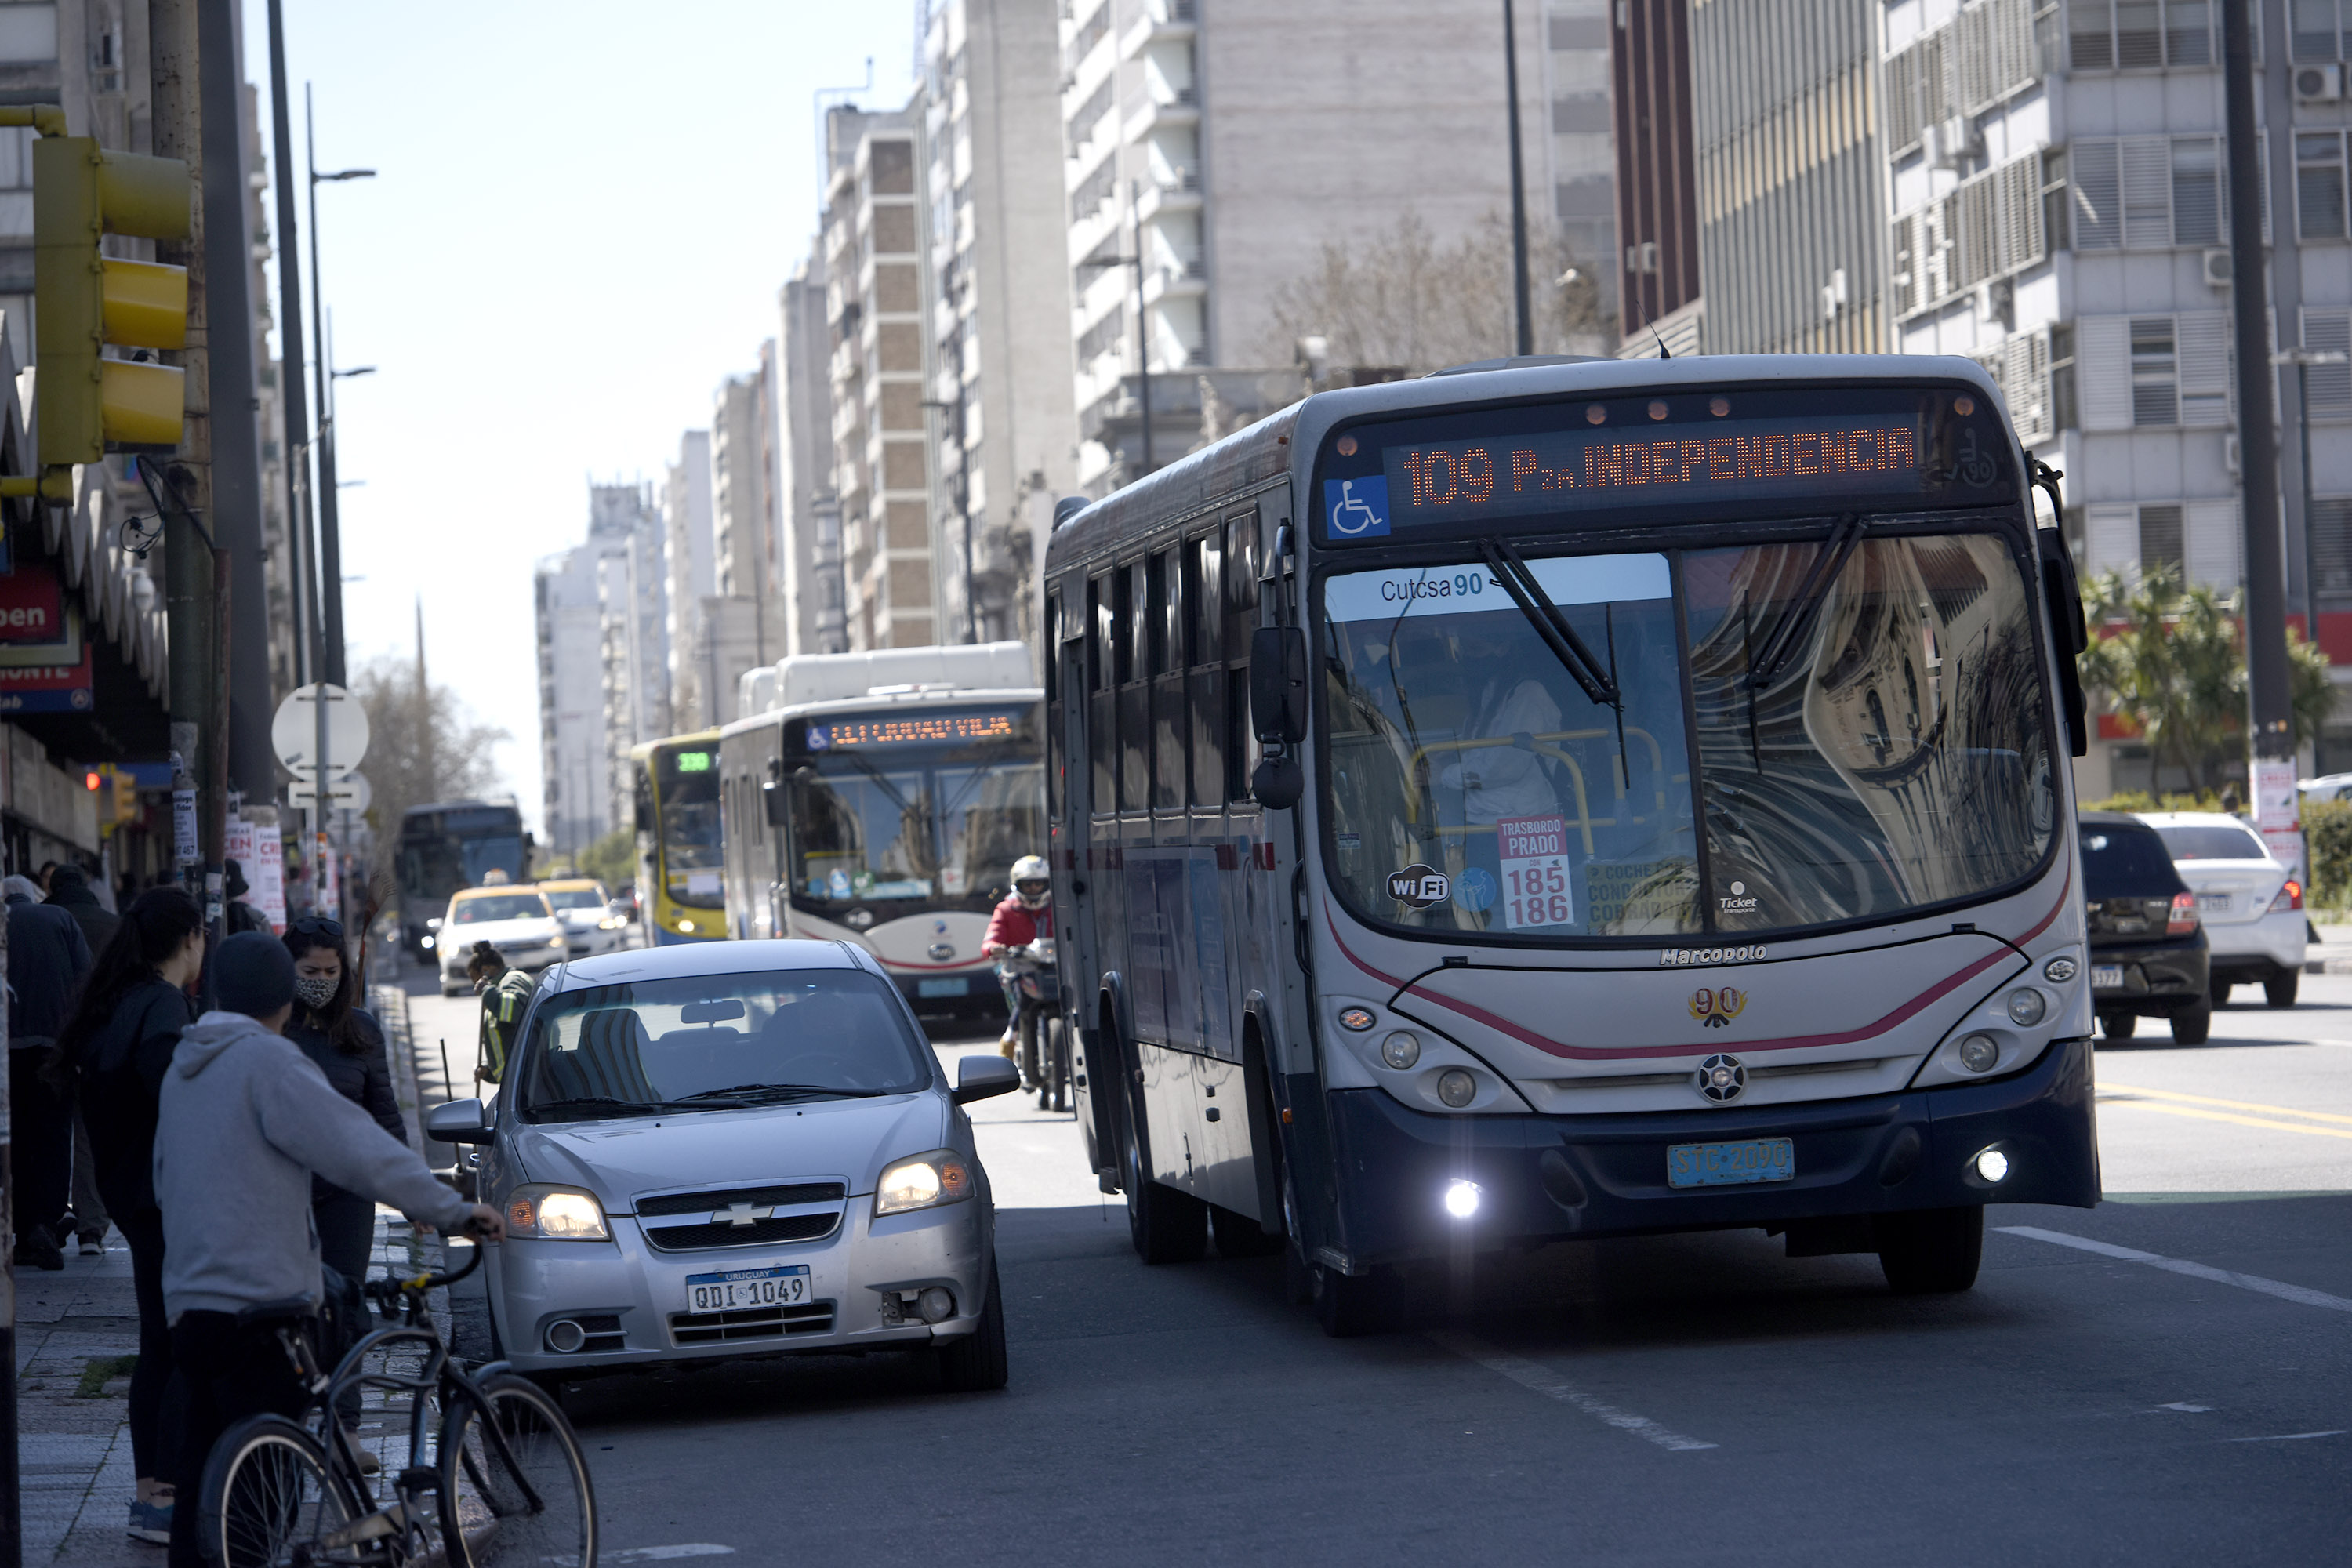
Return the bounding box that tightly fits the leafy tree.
[2077,563,2335,793]
[576,827,637,891]
[350,654,511,845]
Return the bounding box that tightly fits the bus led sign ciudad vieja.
[1378,415,1929,524]
[804,710,1020,750]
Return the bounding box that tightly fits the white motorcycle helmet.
[1011,855,1051,909]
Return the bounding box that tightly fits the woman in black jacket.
[59,887,203,1545]
[283,916,406,1445]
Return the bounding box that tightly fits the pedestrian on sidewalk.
[58,887,204,1544]
[47,864,122,1255]
[7,871,92,1269]
[223,859,268,936]
[153,932,503,1568]
[281,915,404,1440]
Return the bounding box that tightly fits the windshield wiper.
[1479,541,1619,708]
[527,1095,746,1120]
[676,1082,888,1103]
[1748,515,1867,688]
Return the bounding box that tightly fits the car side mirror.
[1250,625,1308,745]
[425,1098,493,1145]
[953,1054,1019,1105]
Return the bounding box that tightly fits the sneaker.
[14,1225,64,1272]
[78,1232,104,1257]
[127,1499,170,1545]
[996,1030,1018,1060]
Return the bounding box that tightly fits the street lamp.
[307,80,375,688]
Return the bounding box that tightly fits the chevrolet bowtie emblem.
[717,1201,772,1228]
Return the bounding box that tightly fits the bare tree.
[1265,209,1617,379]
[350,654,510,843]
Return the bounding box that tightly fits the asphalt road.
[394,959,2351,1564]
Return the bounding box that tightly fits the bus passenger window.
[1090,575,1111,693]
[1121,560,1150,812]
[1225,666,1253,805]
[1188,532,1221,666]
[1152,545,1185,811]
[1044,591,1060,705]
[1190,662,1224,808]
[1089,575,1116,813]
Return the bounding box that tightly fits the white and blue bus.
[1043,354,2100,1334]
[717,644,1044,1014]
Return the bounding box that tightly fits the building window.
[2071,135,2266,251]
[2303,308,2352,418]
[2292,0,2350,60]
[2139,503,2185,572]
[2131,318,2180,426]
[2298,131,2348,239]
[2070,0,2217,69]
[2314,496,2352,599]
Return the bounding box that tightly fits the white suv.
[2137,812,2307,1007]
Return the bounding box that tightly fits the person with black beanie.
[57,887,205,1544]
[222,858,267,935]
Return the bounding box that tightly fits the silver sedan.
[426,938,1017,1389]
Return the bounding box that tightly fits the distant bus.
[396,800,528,960]
[1046,354,2099,1334]
[717,643,1044,1011]
[630,731,725,945]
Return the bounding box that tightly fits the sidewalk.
[16,982,448,1563]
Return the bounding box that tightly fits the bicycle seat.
[234,1295,318,1326]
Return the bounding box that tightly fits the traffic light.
[111,765,137,826]
[31,131,191,466]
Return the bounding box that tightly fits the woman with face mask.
[282,917,405,1454]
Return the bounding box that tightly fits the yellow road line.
[2101,1100,2352,1142]
[2099,1081,2352,1128]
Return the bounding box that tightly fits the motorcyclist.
[982,855,1054,1064]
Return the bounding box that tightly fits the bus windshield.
[656,746,724,906]
[788,740,1043,912]
[1319,531,2054,942]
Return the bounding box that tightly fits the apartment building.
[1058,0,1552,490]
[535,484,666,856]
[1612,0,1704,350]
[778,252,846,655]
[823,104,941,650]
[921,0,1076,647]
[1547,0,1621,330]
[592,481,669,827]
[1882,0,2352,788]
[662,430,716,729]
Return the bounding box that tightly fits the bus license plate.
[1667,1138,1795,1189]
[2091,964,2124,989]
[684,1265,809,1314]
[918,977,969,997]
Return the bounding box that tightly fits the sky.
[243,2,919,835]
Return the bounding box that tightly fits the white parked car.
[438,887,571,996]
[2137,812,2307,1007]
[2299,772,2352,804]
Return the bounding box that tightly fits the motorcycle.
[996,938,1068,1112]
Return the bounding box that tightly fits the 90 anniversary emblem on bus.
[1689,986,1748,1029]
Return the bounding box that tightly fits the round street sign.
[270,683,370,778]
[287,771,371,815]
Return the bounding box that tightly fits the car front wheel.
[935,1257,1007,1392]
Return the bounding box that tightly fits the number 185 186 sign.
[1497,815,1573,930]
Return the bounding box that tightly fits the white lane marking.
[1997,1226,2352,1314]
[604,1549,737,1563]
[1429,1330,1718,1452]
[2158,1403,2213,1413]
[2224,1431,2346,1443]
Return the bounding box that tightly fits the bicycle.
[196,1243,597,1568]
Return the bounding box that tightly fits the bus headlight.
[2005,987,2047,1026]
[1381,1031,1421,1069]
[1436,1069,1477,1108]
[420,936,435,951]
[1958,1033,2000,1073]
[678,918,697,933]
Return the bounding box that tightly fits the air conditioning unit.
[2225,434,2242,474]
[2295,63,2343,101]
[2202,248,2233,287]
[1924,116,1981,171]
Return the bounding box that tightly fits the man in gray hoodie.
[154,932,501,1567]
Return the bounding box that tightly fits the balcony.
[1123,94,1200,144]
[1120,1,1197,60]
[1135,172,1202,223]
[1142,260,1207,306]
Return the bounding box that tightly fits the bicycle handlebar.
[361,1238,485,1309]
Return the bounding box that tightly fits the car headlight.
[426,917,442,930]
[599,916,626,930]
[875,1150,974,1217]
[504,1185,609,1240]
[420,936,435,951]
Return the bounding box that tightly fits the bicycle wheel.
[199,1413,358,1568]
[439,1373,597,1568]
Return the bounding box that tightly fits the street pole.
[307,90,372,688]
[2223,0,2296,842]
[1503,0,1534,357]
[1131,182,1152,475]
[265,0,318,682]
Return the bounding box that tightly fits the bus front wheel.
[1875,1206,1984,1294]
[1312,1264,1386,1338]
[1122,1065,1207,1265]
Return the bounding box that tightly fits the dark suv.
[2080,811,2212,1044]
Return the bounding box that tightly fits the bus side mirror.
[762,779,789,826]
[1250,625,1308,745]
[633,800,652,833]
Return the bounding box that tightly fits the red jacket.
[984,895,1052,951]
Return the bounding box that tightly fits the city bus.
[717,643,1044,1012]
[630,730,724,944]
[395,799,528,960]
[1043,354,2100,1335]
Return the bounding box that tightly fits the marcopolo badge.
[1387,863,1450,909]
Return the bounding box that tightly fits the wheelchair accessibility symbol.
[1324,475,1390,538]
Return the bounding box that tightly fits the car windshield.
[1319,532,2054,941]
[541,887,606,911]
[516,968,932,1121]
[2153,824,2268,862]
[452,894,550,924]
[2081,823,2183,897]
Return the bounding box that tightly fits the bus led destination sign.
[1378,415,1954,527]
[804,710,1022,750]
